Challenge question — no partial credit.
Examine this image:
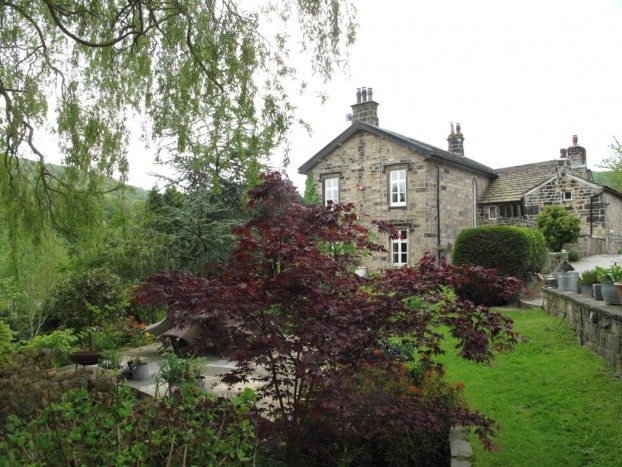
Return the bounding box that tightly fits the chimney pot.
[368,87,373,100]
[356,88,361,104]
[362,87,368,102]
[572,134,578,146]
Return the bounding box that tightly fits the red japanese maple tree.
[135,172,524,463]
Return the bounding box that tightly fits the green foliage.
[304,171,320,204]
[155,353,204,396]
[567,250,580,262]
[595,264,622,282]
[74,315,153,355]
[579,268,600,287]
[0,374,258,465]
[596,137,622,192]
[0,350,106,425]
[1,1,356,239]
[44,268,129,333]
[21,329,78,367]
[535,206,581,252]
[0,229,71,340]
[0,320,15,361]
[452,226,543,277]
[141,186,244,277]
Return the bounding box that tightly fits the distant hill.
[592,171,615,188]
[20,158,149,203]
[592,171,622,192]
[592,171,613,185]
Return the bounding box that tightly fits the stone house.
[298,88,622,272]
[478,136,622,255]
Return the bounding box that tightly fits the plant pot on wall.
[600,281,621,306]
[615,283,622,305]
[593,283,603,301]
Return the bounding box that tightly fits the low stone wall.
[541,288,622,372]
[449,427,473,466]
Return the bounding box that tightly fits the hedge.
[452,226,546,278]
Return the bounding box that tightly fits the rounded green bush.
[452,226,545,277]
[536,206,581,252]
[44,268,129,332]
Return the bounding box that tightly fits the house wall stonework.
[522,173,604,237]
[309,131,490,271]
[603,192,622,253]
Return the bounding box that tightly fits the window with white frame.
[324,177,339,205]
[563,191,572,202]
[389,169,407,207]
[489,206,497,219]
[391,229,408,266]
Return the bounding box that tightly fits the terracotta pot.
[615,282,622,305]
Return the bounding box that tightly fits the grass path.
[438,307,622,466]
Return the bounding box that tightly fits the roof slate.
[297,121,497,177]
[478,160,560,203]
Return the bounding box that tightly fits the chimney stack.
[566,134,586,167]
[350,86,379,126]
[447,122,465,156]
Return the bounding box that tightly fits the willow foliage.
[0,0,357,237]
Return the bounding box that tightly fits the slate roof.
[478,160,560,204]
[298,121,498,177]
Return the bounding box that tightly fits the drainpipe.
[437,162,441,262]
[589,193,601,237]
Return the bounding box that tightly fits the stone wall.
[603,191,622,253]
[523,171,603,237]
[542,288,622,372]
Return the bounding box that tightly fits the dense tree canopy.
[1,0,357,237]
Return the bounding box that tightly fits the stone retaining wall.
[541,288,622,372]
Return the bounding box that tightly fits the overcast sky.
[275,0,622,192]
[125,0,622,191]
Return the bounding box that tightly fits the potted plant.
[596,265,622,306]
[155,353,203,396]
[128,355,150,380]
[99,349,122,370]
[578,269,599,298]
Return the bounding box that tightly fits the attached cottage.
[298,88,622,272]
[478,136,622,255]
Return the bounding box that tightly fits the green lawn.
[438,307,622,466]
